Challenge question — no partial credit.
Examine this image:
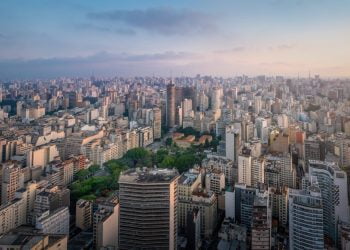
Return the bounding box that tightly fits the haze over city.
[0,0,349,79]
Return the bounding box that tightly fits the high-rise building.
[211,87,222,111]
[304,135,325,163]
[152,107,162,139]
[182,98,193,119]
[119,168,179,249]
[251,194,271,250]
[308,160,350,243]
[288,184,324,250]
[166,83,176,128]
[238,148,252,186]
[225,125,240,163]
[1,162,21,205]
[76,199,93,231]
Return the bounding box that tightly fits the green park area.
[71,127,221,202]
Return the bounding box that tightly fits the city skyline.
[0,0,349,79]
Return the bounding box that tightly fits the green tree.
[159,155,176,168]
[75,169,90,181]
[165,138,173,147]
[88,164,100,174]
[123,148,152,167]
[155,148,169,164]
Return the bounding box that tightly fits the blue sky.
[0,0,349,79]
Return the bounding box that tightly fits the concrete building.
[178,171,218,239]
[308,160,350,243]
[288,184,324,250]
[166,83,176,128]
[238,148,252,186]
[0,197,27,235]
[76,199,93,231]
[304,135,325,163]
[1,162,22,205]
[205,170,225,195]
[226,125,240,163]
[152,107,162,140]
[0,232,67,250]
[35,207,70,235]
[93,197,119,249]
[119,168,179,249]
[251,194,271,250]
[202,155,235,186]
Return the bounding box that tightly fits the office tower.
[304,135,325,163]
[1,162,21,205]
[198,91,209,112]
[76,199,93,231]
[238,148,252,186]
[225,187,235,219]
[234,183,256,230]
[255,117,268,144]
[166,83,176,128]
[254,94,262,114]
[264,153,296,189]
[334,136,350,167]
[119,168,179,249]
[211,87,222,111]
[251,157,265,187]
[308,160,350,243]
[288,185,324,250]
[182,98,193,118]
[251,194,271,250]
[36,207,70,235]
[225,125,241,163]
[152,107,162,139]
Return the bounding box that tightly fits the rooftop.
[119,168,179,184]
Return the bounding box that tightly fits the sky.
[0,0,349,79]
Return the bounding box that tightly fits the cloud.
[0,51,199,79]
[213,46,246,54]
[87,7,217,36]
[268,44,296,51]
[76,23,136,36]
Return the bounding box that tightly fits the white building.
[36,207,70,235]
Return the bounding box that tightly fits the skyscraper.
[166,83,176,128]
[308,160,350,243]
[118,168,179,250]
[251,194,271,250]
[288,184,324,250]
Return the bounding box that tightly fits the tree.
[159,155,176,168]
[155,148,169,164]
[165,138,173,147]
[123,148,152,167]
[75,169,90,181]
[88,164,100,174]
